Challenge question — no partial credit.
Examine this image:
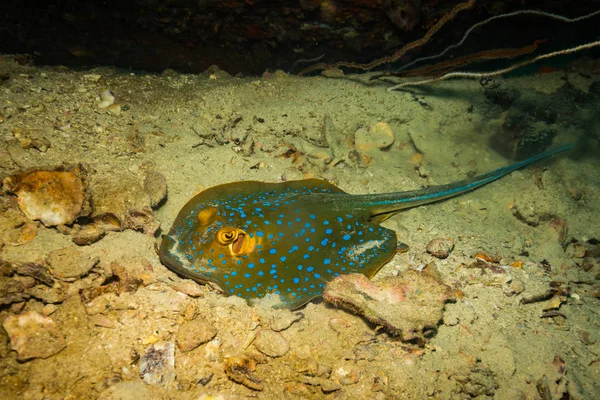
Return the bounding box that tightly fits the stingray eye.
[216,227,238,245]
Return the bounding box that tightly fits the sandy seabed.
[0,54,599,399]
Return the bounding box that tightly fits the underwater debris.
[176,318,218,352]
[169,279,205,297]
[323,266,456,344]
[139,342,176,386]
[70,222,106,245]
[455,366,498,397]
[332,363,361,386]
[2,165,166,243]
[253,329,290,357]
[354,122,395,152]
[520,281,570,305]
[11,126,51,153]
[2,165,89,227]
[2,311,66,361]
[520,281,570,317]
[224,354,263,391]
[89,169,164,236]
[426,237,455,259]
[97,89,115,109]
[0,275,32,305]
[0,260,57,306]
[536,356,571,400]
[79,258,151,303]
[46,247,99,281]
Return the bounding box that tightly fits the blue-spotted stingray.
[160,144,573,309]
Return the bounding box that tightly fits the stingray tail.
[354,143,575,217]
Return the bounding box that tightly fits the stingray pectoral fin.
[159,234,211,285]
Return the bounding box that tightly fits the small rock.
[269,309,304,331]
[27,284,67,304]
[98,89,115,109]
[0,276,30,305]
[196,369,214,386]
[106,103,121,115]
[224,355,263,391]
[504,279,525,296]
[90,314,115,328]
[328,317,351,333]
[2,311,66,361]
[139,342,176,386]
[321,68,344,78]
[176,318,218,352]
[15,262,54,286]
[90,171,160,236]
[170,280,204,297]
[323,268,455,343]
[294,344,311,360]
[84,74,102,82]
[254,329,289,357]
[143,169,167,208]
[41,304,57,316]
[565,242,586,259]
[426,237,455,259]
[71,223,106,245]
[333,365,361,386]
[321,380,342,393]
[47,247,99,280]
[355,122,395,152]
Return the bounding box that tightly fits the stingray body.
[159,144,573,309]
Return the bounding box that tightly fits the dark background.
[1,0,599,75]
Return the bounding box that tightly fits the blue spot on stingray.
[343,234,351,240]
[269,248,277,255]
[248,263,255,269]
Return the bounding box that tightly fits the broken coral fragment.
[323,268,455,343]
[2,311,66,361]
[89,170,164,236]
[3,165,88,227]
[46,246,99,280]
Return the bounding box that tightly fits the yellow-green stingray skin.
[159,144,573,309]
